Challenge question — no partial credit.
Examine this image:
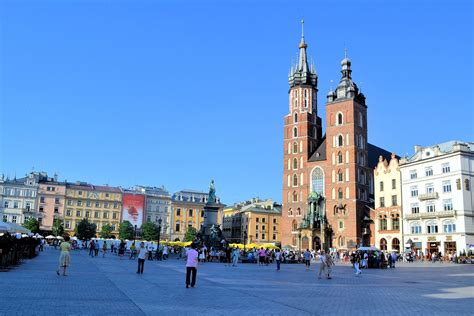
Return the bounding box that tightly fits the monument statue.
[208,180,216,204]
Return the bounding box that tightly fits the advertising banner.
[122,193,145,228]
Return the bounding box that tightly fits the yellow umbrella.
[230,243,244,249]
[262,243,280,249]
[246,243,259,249]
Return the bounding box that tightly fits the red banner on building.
[122,193,145,228]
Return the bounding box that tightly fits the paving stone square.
[1,249,473,316]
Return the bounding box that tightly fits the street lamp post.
[298,231,302,253]
[134,225,137,242]
[243,231,247,251]
[156,217,162,260]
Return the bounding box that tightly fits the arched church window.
[293,142,298,153]
[296,208,301,216]
[311,167,324,194]
[294,112,298,123]
[304,89,308,108]
[294,90,298,108]
[338,151,343,164]
[293,127,298,138]
[338,135,344,147]
[338,188,343,199]
[359,112,364,127]
[292,220,297,231]
[337,112,343,125]
[293,174,298,187]
[288,208,293,216]
[293,191,298,202]
[293,158,298,170]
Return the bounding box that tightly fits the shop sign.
[427,236,436,241]
[446,236,452,241]
[429,242,438,247]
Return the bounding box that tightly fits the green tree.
[99,223,113,239]
[52,218,64,237]
[119,220,134,240]
[23,217,40,233]
[75,218,97,240]
[184,226,197,242]
[141,222,158,241]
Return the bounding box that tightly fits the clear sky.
[0,0,473,204]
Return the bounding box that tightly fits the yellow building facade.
[64,183,122,236]
[170,190,223,241]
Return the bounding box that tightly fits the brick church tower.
[281,20,322,247]
[281,22,388,250]
[324,52,373,249]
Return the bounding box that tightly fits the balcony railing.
[418,192,439,201]
[405,210,456,220]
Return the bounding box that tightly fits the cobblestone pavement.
[1,249,473,316]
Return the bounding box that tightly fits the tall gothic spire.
[289,19,317,88]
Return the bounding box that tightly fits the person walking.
[325,253,334,279]
[258,248,266,266]
[303,249,311,270]
[275,248,282,271]
[354,252,362,275]
[232,247,240,267]
[225,247,232,266]
[318,250,327,279]
[136,242,146,274]
[94,240,99,256]
[129,242,136,260]
[147,243,154,261]
[102,241,107,258]
[186,244,199,288]
[89,240,95,258]
[56,236,71,276]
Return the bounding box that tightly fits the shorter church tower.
[324,51,372,249]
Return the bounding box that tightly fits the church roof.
[367,143,393,168]
[308,136,327,162]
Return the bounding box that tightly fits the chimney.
[414,145,422,153]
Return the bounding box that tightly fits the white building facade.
[134,186,172,240]
[400,141,474,256]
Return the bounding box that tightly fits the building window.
[410,170,417,179]
[77,200,82,206]
[411,223,422,234]
[201,210,204,217]
[273,218,277,224]
[39,206,44,212]
[391,195,397,206]
[410,186,418,197]
[14,201,19,208]
[54,207,59,214]
[78,191,82,195]
[296,208,301,216]
[104,202,109,208]
[337,113,343,125]
[67,200,72,206]
[392,238,400,251]
[442,181,452,193]
[95,211,99,218]
[65,221,71,229]
[114,202,119,209]
[293,158,298,170]
[425,167,433,177]
[40,196,45,203]
[427,221,438,234]
[379,217,388,230]
[293,174,298,187]
[255,233,259,239]
[379,197,385,208]
[76,210,81,217]
[442,163,450,173]
[338,135,344,147]
[176,208,181,216]
[95,202,100,208]
[392,217,400,230]
[443,221,456,233]
[189,209,193,217]
[273,234,276,240]
[338,188,343,199]
[262,225,266,230]
[392,179,396,190]
[288,208,293,216]
[3,201,8,208]
[380,238,387,250]
[112,212,117,219]
[311,167,324,194]
[294,112,298,123]
[339,221,344,229]
[379,181,384,191]
[103,212,108,219]
[85,211,90,218]
[411,203,419,214]
[147,216,151,222]
[262,233,266,240]
[12,215,17,223]
[443,199,453,211]
[66,209,71,216]
[292,220,297,231]
[86,200,92,207]
[338,171,343,182]
[175,223,180,232]
[293,127,298,138]
[426,183,434,194]
[465,179,471,191]
[338,152,343,164]
[105,193,110,198]
[55,198,60,205]
[426,202,435,213]
[293,191,298,202]
[358,112,364,127]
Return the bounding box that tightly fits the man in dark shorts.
[303,249,311,270]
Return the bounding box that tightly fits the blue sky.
[0,0,473,204]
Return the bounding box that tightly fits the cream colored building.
[374,154,403,252]
[223,198,282,245]
[64,182,122,236]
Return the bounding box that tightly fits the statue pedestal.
[202,203,220,235]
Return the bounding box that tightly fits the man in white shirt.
[318,250,327,279]
[137,242,146,274]
[186,244,199,288]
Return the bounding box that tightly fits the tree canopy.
[119,220,134,240]
[23,217,40,233]
[141,222,159,241]
[52,218,64,237]
[184,226,197,242]
[99,223,113,239]
[75,219,97,240]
